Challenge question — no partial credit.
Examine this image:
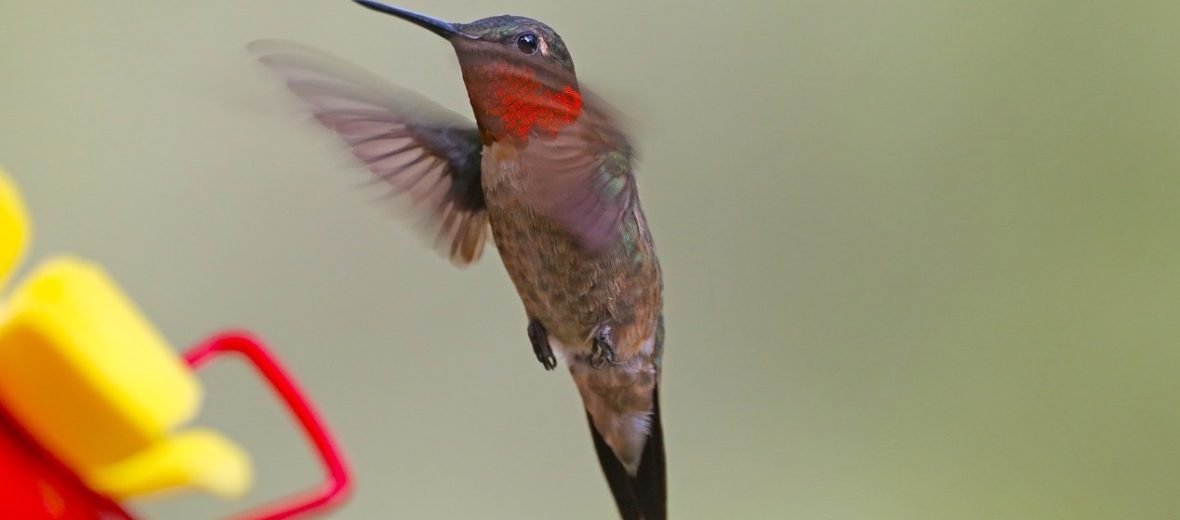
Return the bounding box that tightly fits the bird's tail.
[585,384,666,520]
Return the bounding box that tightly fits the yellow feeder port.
[0,167,30,290]
[1,258,202,463]
[0,172,251,500]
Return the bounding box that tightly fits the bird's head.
[354,0,584,143]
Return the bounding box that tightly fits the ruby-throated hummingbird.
[251,2,665,518]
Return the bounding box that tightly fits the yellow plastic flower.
[0,167,30,291]
[0,168,250,500]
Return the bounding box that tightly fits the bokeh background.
[3,1,1180,518]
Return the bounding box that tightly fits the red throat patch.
[469,62,583,142]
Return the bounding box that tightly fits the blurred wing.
[249,39,489,265]
[521,87,638,252]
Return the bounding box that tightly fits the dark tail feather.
[587,385,666,520]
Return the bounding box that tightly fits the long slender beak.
[353,0,466,39]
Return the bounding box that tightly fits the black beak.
[353,1,465,39]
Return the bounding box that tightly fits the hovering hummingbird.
[251,1,665,518]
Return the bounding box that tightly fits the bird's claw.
[528,319,557,371]
[590,327,616,369]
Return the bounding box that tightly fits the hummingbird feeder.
[0,169,352,519]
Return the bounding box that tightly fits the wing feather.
[250,39,489,265]
[521,88,639,251]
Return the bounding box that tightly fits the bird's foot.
[590,326,617,369]
[528,319,557,371]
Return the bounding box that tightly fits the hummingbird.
[251,1,665,518]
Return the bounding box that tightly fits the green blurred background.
[3,1,1179,518]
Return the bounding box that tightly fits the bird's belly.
[481,148,661,360]
[487,197,606,346]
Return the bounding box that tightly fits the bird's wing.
[249,40,489,265]
[519,86,639,252]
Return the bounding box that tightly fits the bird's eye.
[516,32,539,55]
